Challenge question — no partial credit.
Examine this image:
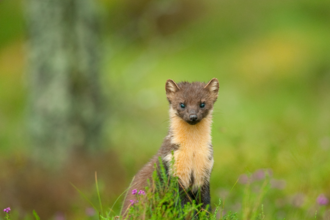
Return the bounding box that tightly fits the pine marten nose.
[189,115,197,122]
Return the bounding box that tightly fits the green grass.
[91,159,269,220]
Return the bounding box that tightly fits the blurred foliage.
[0,0,330,219]
[0,1,24,49]
[102,0,204,40]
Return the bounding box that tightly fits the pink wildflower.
[252,169,265,181]
[85,207,95,216]
[317,194,329,205]
[132,189,138,195]
[238,174,250,184]
[138,190,146,195]
[3,207,11,213]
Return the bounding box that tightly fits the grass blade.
[33,210,40,220]
[70,182,98,212]
[95,171,104,216]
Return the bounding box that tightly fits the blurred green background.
[0,0,330,219]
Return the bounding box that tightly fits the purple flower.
[138,190,146,195]
[238,174,250,184]
[130,200,138,205]
[3,207,11,213]
[132,189,138,195]
[85,207,95,216]
[54,212,65,220]
[252,169,265,181]
[317,194,329,205]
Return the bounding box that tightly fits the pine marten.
[122,78,219,215]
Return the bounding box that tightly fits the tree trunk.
[25,0,103,167]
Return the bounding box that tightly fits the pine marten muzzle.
[122,78,219,214]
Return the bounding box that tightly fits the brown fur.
[121,78,219,215]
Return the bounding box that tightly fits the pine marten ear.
[165,79,180,94]
[165,79,180,104]
[205,78,219,98]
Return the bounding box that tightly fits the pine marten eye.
[180,103,186,109]
[200,102,205,108]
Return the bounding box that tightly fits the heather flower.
[317,194,329,205]
[3,207,11,213]
[138,190,146,195]
[132,189,138,195]
[54,212,65,220]
[130,200,138,205]
[238,174,250,184]
[85,207,95,216]
[252,169,265,181]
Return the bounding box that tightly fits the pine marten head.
[165,78,219,125]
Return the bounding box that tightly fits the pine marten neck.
[166,108,214,190]
[169,107,212,148]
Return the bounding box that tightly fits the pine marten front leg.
[177,182,211,213]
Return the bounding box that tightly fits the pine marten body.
[122,79,219,214]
